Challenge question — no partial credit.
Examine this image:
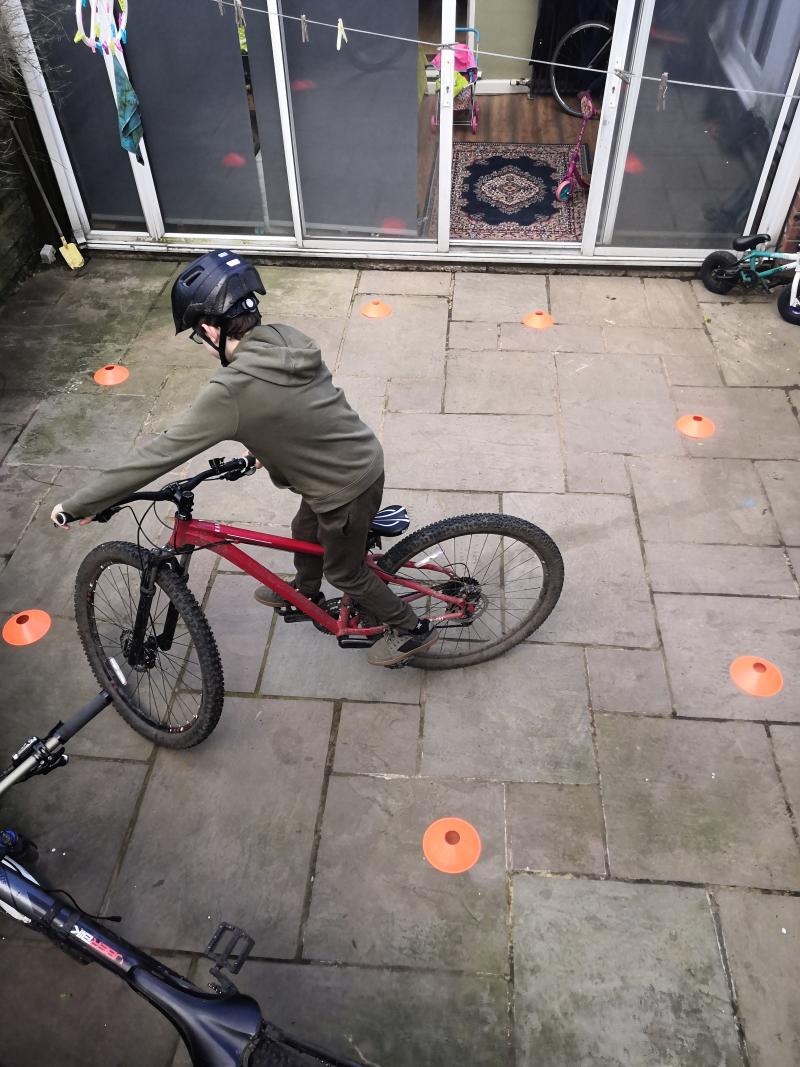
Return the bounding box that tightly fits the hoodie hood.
[218,323,322,386]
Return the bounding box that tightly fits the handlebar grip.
[53,511,76,527]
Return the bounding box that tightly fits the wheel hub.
[120,628,158,670]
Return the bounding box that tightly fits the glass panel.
[122,0,292,234]
[602,0,800,248]
[21,2,145,230]
[279,0,437,239]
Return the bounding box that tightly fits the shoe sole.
[368,630,439,668]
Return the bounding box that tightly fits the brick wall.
[0,115,53,304]
[779,181,800,251]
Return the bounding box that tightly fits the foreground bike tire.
[699,251,739,294]
[381,513,564,670]
[777,284,800,325]
[75,541,224,748]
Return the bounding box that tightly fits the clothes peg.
[233,0,245,28]
[336,17,348,51]
[300,14,309,43]
[217,0,224,13]
[657,71,669,112]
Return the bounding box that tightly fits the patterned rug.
[450,142,589,241]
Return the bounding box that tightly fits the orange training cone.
[2,610,52,646]
[676,414,715,439]
[423,817,481,874]
[522,310,555,329]
[730,656,783,698]
[360,299,392,319]
[93,364,130,386]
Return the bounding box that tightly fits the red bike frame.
[170,518,471,637]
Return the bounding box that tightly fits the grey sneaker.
[253,582,324,609]
[368,620,438,667]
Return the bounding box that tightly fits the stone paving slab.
[337,295,448,379]
[0,471,167,617]
[1,941,183,1067]
[0,613,152,761]
[108,697,331,954]
[0,754,147,919]
[606,325,723,386]
[444,350,556,415]
[387,375,444,413]
[332,373,387,434]
[304,776,507,970]
[586,647,672,715]
[506,784,605,874]
[260,613,422,703]
[9,391,153,468]
[756,461,800,545]
[770,726,800,817]
[0,462,58,555]
[0,332,128,395]
[123,309,212,367]
[451,272,547,322]
[643,277,708,328]
[228,962,510,1067]
[385,413,563,492]
[0,390,41,427]
[564,452,630,494]
[192,572,269,693]
[359,269,451,296]
[512,876,742,1067]
[596,715,800,888]
[629,456,780,545]
[333,702,420,775]
[558,352,684,456]
[275,314,349,367]
[143,367,213,433]
[656,593,800,722]
[673,387,800,460]
[422,644,595,784]
[0,424,16,462]
[449,319,498,349]
[550,274,650,326]
[646,543,796,597]
[258,266,356,318]
[505,492,658,647]
[716,890,800,1067]
[500,321,604,353]
[702,301,800,387]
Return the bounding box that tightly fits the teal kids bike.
[700,232,800,325]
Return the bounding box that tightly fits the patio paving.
[1,259,800,1066]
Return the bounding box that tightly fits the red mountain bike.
[70,458,564,748]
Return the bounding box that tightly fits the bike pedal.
[277,605,312,624]
[204,921,254,983]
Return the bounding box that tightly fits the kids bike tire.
[777,285,800,325]
[75,541,224,749]
[380,513,564,670]
[699,251,738,294]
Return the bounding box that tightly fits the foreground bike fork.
[127,563,179,665]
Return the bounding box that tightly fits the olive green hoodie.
[62,325,383,519]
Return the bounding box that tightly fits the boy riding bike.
[51,251,437,668]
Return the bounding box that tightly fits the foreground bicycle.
[65,457,563,748]
[0,690,361,1067]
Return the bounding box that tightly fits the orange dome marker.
[422,817,481,874]
[360,299,392,319]
[730,656,783,698]
[3,609,52,646]
[676,413,715,439]
[93,364,129,386]
[522,310,555,329]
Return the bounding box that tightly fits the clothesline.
[208,0,800,103]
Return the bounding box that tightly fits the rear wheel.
[699,250,739,294]
[75,542,224,748]
[380,513,564,669]
[550,22,611,117]
[777,284,800,325]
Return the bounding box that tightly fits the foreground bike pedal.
[204,921,255,994]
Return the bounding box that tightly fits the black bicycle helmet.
[171,249,266,365]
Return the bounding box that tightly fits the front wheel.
[75,542,224,748]
[777,284,800,325]
[380,513,564,669]
[699,250,739,294]
[556,179,573,202]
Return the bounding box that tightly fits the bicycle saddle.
[732,233,771,251]
[370,505,410,537]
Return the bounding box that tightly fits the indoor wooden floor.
[452,93,599,153]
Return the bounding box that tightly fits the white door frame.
[746,47,800,238]
[268,0,305,246]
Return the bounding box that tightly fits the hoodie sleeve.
[61,382,239,519]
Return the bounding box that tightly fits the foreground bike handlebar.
[55,456,256,527]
